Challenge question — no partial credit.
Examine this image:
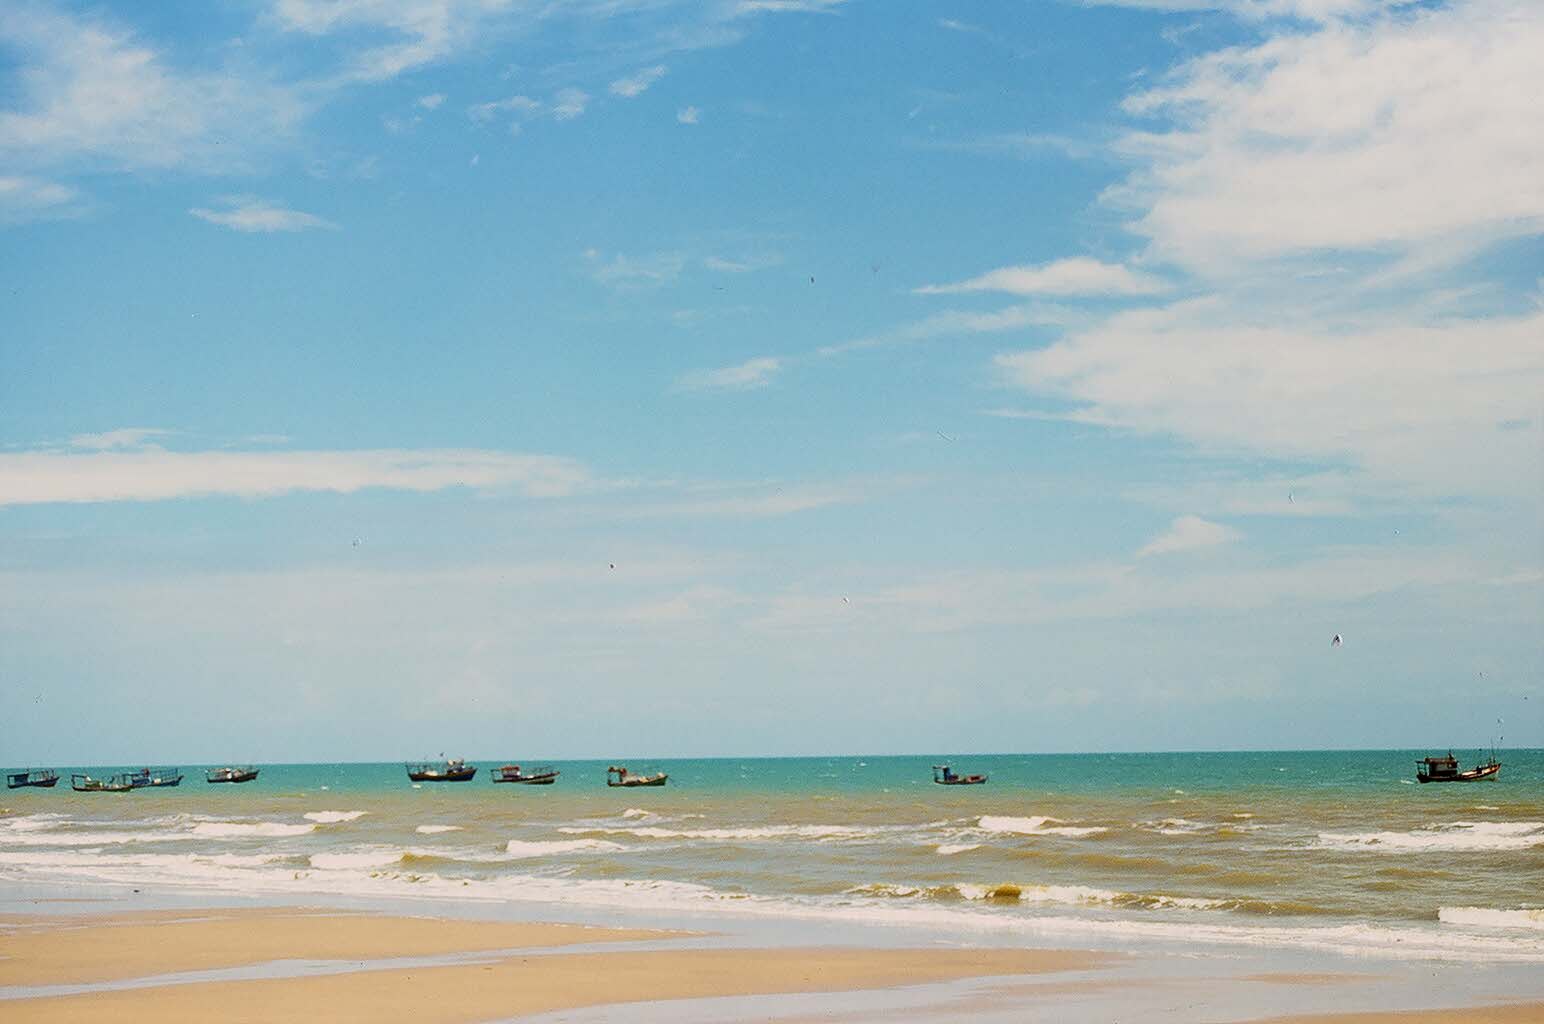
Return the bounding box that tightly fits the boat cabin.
[1416,753,1460,782]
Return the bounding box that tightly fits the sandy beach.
[0,906,1108,1023]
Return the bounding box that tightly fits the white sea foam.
[937,843,981,856]
[621,809,656,819]
[303,811,368,824]
[0,813,70,832]
[1139,817,1210,836]
[310,850,404,870]
[558,823,881,842]
[504,839,628,858]
[977,815,1107,838]
[189,821,316,839]
[1317,821,1544,853]
[0,829,186,848]
[1439,907,1544,931]
[5,847,1544,964]
[415,825,462,835]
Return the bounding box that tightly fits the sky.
[1,0,1540,763]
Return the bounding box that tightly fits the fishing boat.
[933,764,988,786]
[6,769,60,789]
[492,764,560,785]
[71,773,134,793]
[127,767,184,788]
[206,766,260,784]
[606,765,667,787]
[405,758,477,782]
[1416,751,1501,783]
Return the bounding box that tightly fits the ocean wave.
[558,823,883,842]
[303,811,368,824]
[621,809,657,820]
[1317,821,1544,853]
[310,850,404,870]
[937,843,981,856]
[977,815,1108,838]
[1440,907,1544,931]
[5,847,1544,964]
[504,839,628,858]
[189,821,317,839]
[415,825,462,835]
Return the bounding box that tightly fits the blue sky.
[1,0,1540,762]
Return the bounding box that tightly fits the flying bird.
[351,538,362,547]
[609,563,616,570]
[938,431,957,442]
[841,596,850,604]
[1331,634,1343,648]
[1288,491,1295,504]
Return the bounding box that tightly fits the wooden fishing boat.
[492,764,559,785]
[127,767,183,788]
[405,759,477,782]
[1416,752,1501,783]
[606,765,667,787]
[71,773,134,793]
[933,764,988,786]
[206,766,260,784]
[7,769,60,789]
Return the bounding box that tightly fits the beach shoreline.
[3,901,1544,1022]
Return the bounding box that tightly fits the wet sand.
[0,907,1107,1023]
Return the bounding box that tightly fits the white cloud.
[704,253,781,273]
[997,303,1544,499]
[551,87,590,121]
[190,196,338,233]
[0,4,305,174]
[677,105,701,124]
[417,92,446,110]
[610,65,668,98]
[0,447,592,506]
[1110,0,1544,275]
[67,428,171,451]
[916,258,1167,297]
[675,357,783,393]
[0,174,80,222]
[468,95,541,123]
[272,0,496,82]
[1138,515,1240,556]
[734,0,848,13]
[585,249,687,288]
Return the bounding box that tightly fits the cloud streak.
[674,356,783,392]
[0,448,592,506]
[1138,515,1240,556]
[189,196,338,233]
[916,258,1167,297]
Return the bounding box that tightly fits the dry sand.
[0,906,673,986]
[0,907,1107,1023]
[1251,1007,1544,1024]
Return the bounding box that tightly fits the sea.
[3,751,1543,967]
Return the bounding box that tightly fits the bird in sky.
[1331,634,1343,647]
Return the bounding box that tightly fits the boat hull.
[934,776,988,785]
[7,775,59,789]
[1417,763,1501,783]
[407,770,477,782]
[493,774,559,785]
[207,770,260,784]
[608,775,668,787]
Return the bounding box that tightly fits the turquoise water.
[4,751,1542,962]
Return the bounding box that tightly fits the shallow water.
[4,751,1542,963]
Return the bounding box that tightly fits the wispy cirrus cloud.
[0,174,80,223]
[190,196,338,233]
[584,248,688,288]
[0,3,306,175]
[0,446,592,506]
[677,106,701,124]
[1109,0,1544,276]
[916,258,1167,297]
[67,428,172,451]
[674,356,783,393]
[609,65,668,98]
[1138,514,1240,556]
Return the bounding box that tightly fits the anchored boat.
[406,758,477,782]
[206,766,260,784]
[128,767,184,788]
[1416,751,1501,783]
[71,773,134,793]
[492,764,560,785]
[606,765,667,787]
[933,764,988,786]
[6,769,59,790]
